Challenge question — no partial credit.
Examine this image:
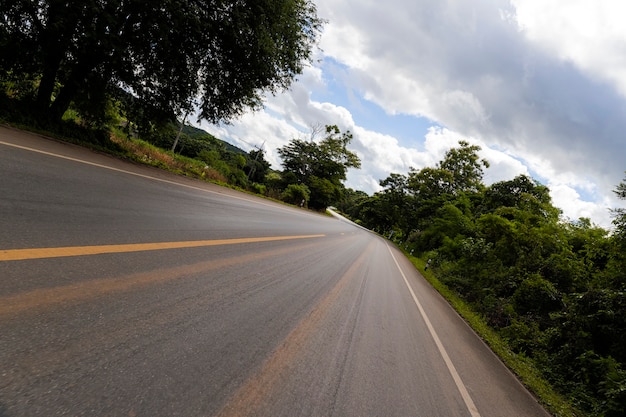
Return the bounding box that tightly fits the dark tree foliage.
[245,148,271,184]
[480,175,551,214]
[0,0,322,125]
[603,173,626,293]
[376,173,413,236]
[334,187,369,218]
[612,172,626,241]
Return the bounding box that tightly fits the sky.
[199,0,626,229]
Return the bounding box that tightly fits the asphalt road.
[0,127,551,417]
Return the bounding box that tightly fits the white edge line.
[0,140,294,213]
[386,243,482,417]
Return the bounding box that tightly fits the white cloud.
[201,110,299,169]
[480,147,529,185]
[549,182,613,226]
[512,0,626,96]
[198,0,625,229]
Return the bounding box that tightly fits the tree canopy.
[0,0,322,125]
[278,125,361,210]
[612,172,626,238]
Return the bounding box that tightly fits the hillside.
[180,124,246,155]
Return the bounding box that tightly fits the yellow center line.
[0,234,326,261]
[0,239,324,317]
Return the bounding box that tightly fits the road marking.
[0,241,322,317]
[0,139,307,213]
[386,243,482,417]
[0,139,201,185]
[0,235,325,261]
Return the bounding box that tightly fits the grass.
[0,115,309,210]
[0,100,227,186]
[405,254,582,417]
[108,130,229,184]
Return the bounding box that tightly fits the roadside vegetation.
[336,142,626,417]
[2,2,625,416]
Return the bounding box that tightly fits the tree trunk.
[35,53,63,115]
[34,0,79,119]
[49,79,79,121]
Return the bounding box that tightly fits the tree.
[281,183,310,206]
[481,175,551,213]
[377,173,414,238]
[405,141,488,237]
[278,125,361,210]
[349,193,396,234]
[0,0,323,124]
[438,140,489,194]
[245,149,271,184]
[407,141,489,202]
[334,188,369,218]
[612,172,626,238]
[603,173,626,291]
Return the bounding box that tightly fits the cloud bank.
[201,0,625,229]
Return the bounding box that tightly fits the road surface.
[0,127,551,417]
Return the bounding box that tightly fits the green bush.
[281,183,310,206]
[249,182,266,195]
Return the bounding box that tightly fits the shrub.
[281,183,310,206]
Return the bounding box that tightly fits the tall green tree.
[375,173,414,237]
[480,175,551,214]
[612,172,626,239]
[604,172,626,291]
[439,140,489,192]
[0,0,322,124]
[277,125,361,210]
[334,188,369,217]
[245,148,271,184]
[406,140,488,238]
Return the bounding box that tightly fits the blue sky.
[201,0,626,229]
[311,58,439,149]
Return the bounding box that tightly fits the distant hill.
[180,124,247,155]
